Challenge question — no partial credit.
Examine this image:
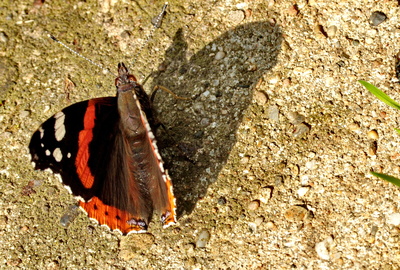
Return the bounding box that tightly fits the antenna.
[48,2,169,77]
[131,2,168,66]
[47,34,117,77]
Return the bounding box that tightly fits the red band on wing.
[75,100,96,189]
[79,197,145,234]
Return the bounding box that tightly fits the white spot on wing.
[64,185,72,194]
[159,162,165,173]
[100,224,110,230]
[127,229,147,234]
[67,152,71,158]
[114,228,123,235]
[54,173,62,183]
[155,149,162,162]
[45,149,51,156]
[53,148,63,162]
[54,111,66,141]
[74,195,85,202]
[90,217,100,224]
[39,127,44,139]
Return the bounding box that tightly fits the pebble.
[367,130,379,140]
[287,5,299,16]
[275,175,284,186]
[370,11,387,26]
[268,105,279,121]
[282,78,291,87]
[20,225,29,232]
[284,205,309,222]
[387,213,400,226]
[0,32,8,43]
[314,24,326,39]
[305,160,317,170]
[19,110,30,118]
[200,118,210,126]
[248,222,257,232]
[326,25,338,37]
[193,102,205,113]
[248,200,260,210]
[184,243,195,254]
[215,51,225,60]
[244,9,252,19]
[268,74,280,84]
[227,10,245,24]
[348,122,360,132]
[293,123,310,138]
[196,229,211,248]
[254,91,268,105]
[254,216,264,226]
[259,187,272,204]
[287,112,305,125]
[365,37,374,45]
[265,221,277,230]
[59,205,80,227]
[315,236,334,260]
[240,156,250,164]
[158,62,167,71]
[297,186,310,197]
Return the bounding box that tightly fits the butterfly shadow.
[150,21,282,218]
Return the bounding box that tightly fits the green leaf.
[359,80,400,111]
[370,172,400,188]
[395,128,400,135]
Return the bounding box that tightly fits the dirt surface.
[1,0,400,269]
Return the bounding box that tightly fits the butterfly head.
[115,62,139,93]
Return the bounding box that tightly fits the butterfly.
[29,62,176,234]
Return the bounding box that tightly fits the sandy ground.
[1,0,400,269]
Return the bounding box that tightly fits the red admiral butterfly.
[29,63,176,234]
[29,4,176,235]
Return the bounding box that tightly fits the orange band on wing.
[79,197,146,234]
[75,100,96,189]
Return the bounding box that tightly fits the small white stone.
[259,187,272,204]
[326,25,338,37]
[202,90,210,97]
[268,74,279,84]
[297,186,310,197]
[236,3,248,9]
[387,213,400,226]
[305,160,317,170]
[215,51,226,60]
[315,240,330,260]
[365,37,374,44]
[196,229,210,248]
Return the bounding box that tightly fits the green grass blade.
[359,80,400,110]
[371,172,400,188]
[395,128,400,135]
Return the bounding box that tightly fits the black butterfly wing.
[29,97,152,233]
